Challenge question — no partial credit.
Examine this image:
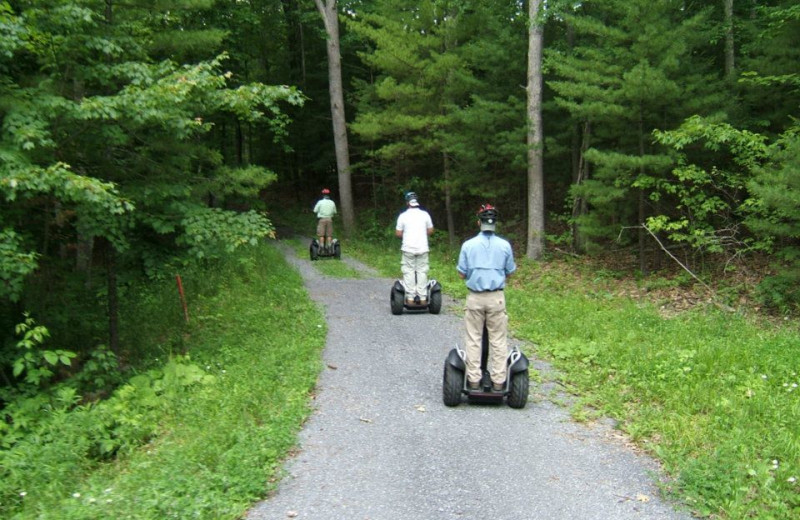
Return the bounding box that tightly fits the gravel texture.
[245,242,693,520]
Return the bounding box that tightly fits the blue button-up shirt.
[457,232,516,292]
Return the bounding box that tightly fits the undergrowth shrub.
[0,357,211,513]
[0,242,325,519]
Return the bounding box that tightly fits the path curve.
[246,242,691,520]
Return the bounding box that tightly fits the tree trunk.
[104,239,120,361]
[638,113,648,275]
[526,0,545,259]
[313,0,355,235]
[571,121,591,254]
[443,151,456,249]
[723,0,735,79]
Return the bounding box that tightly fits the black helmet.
[477,204,498,224]
[404,191,417,202]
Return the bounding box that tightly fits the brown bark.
[443,152,456,249]
[526,0,545,259]
[313,0,355,235]
[571,122,591,254]
[104,239,120,360]
[724,0,735,79]
[638,114,648,275]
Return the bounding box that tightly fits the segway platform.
[309,238,341,261]
[390,280,442,315]
[442,325,529,408]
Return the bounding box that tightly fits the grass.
[2,242,326,519]
[344,232,800,520]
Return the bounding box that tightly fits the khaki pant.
[401,252,429,299]
[464,290,508,385]
[316,218,333,238]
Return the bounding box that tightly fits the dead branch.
[620,224,736,313]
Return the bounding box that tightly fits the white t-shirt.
[396,207,433,254]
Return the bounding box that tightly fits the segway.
[442,324,529,408]
[390,279,442,315]
[309,238,341,261]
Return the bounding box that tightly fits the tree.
[1,0,303,375]
[723,0,735,80]
[349,0,528,243]
[747,130,800,308]
[546,0,719,272]
[313,0,355,235]
[526,0,545,259]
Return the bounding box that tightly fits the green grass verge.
[2,242,325,519]
[346,235,800,520]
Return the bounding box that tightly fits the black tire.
[309,241,319,261]
[507,369,529,409]
[428,290,442,314]
[333,242,341,259]
[442,361,463,407]
[390,286,404,315]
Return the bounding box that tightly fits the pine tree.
[546,0,720,271]
[349,0,528,243]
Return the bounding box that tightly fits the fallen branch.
[639,225,713,292]
[622,224,736,313]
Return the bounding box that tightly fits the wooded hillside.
[1,0,798,413]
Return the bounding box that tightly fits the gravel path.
[246,242,692,520]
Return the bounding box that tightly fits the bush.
[0,243,325,519]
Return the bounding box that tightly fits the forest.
[0,0,799,516]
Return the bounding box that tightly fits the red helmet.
[477,204,498,223]
[321,188,330,195]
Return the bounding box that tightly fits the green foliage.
[0,0,304,345]
[546,0,723,251]
[747,131,800,309]
[8,314,75,392]
[0,243,325,519]
[348,0,528,219]
[650,116,769,253]
[178,208,275,260]
[0,356,213,514]
[0,229,38,302]
[508,258,800,519]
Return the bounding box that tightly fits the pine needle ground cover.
[348,238,800,520]
[1,243,325,519]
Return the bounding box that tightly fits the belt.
[469,288,503,293]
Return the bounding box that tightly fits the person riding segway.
[442,204,529,407]
[310,188,341,260]
[390,192,442,314]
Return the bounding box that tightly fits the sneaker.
[406,298,415,305]
[419,298,427,305]
[492,382,504,392]
[467,380,480,390]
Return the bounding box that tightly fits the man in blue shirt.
[456,204,516,391]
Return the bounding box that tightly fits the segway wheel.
[442,361,463,407]
[333,241,341,259]
[507,369,529,409]
[390,286,404,315]
[428,290,442,314]
[309,240,319,261]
